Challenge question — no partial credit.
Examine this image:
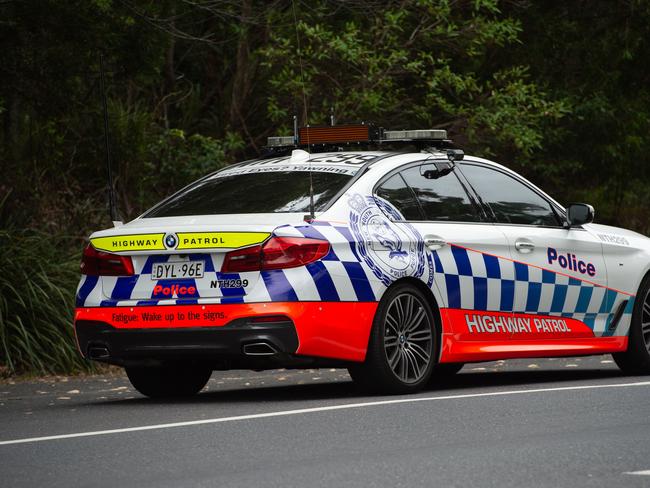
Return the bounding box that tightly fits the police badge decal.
[349,193,432,287]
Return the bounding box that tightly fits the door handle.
[424,236,446,250]
[514,240,535,253]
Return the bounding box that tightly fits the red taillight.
[221,237,330,273]
[80,244,134,276]
[220,244,263,273]
[261,236,330,270]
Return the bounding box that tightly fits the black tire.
[348,283,436,394]
[427,362,464,386]
[613,274,650,375]
[126,364,212,398]
[432,362,464,377]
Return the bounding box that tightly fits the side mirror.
[566,203,594,227]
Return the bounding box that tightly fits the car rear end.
[73,152,384,372]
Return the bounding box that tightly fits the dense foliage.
[1,0,649,374]
[0,229,91,375]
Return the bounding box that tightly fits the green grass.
[0,229,94,375]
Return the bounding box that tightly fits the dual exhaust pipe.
[88,342,279,359]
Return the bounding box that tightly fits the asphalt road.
[2,355,650,487]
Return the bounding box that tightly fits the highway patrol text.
[465,314,570,334]
[112,238,159,249]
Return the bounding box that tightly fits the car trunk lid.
[90,214,305,301]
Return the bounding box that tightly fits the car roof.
[193,149,564,214]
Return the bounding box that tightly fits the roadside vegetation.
[0,227,88,375]
[1,0,649,374]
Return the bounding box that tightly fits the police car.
[74,124,650,397]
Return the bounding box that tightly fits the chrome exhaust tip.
[242,342,279,356]
[88,346,110,360]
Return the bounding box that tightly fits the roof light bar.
[267,136,295,147]
[265,124,450,148]
[383,129,447,141]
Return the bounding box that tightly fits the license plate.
[151,261,205,280]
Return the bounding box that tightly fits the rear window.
[144,169,355,217]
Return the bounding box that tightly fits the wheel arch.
[636,267,650,296]
[631,268,650,322]
[626,268,650,337]
[388,277,446,361]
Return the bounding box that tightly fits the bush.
[0,229,93,375]
[136,128,243,212]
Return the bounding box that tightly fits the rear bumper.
[74,301,378,364]
[75,318,299,366]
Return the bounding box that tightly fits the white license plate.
[151,261,205,280]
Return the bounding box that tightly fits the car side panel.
[405,223,515,348]
[589,224,650,339]
[429,241,631,362]
[496,225,626,339]
[330,164,635,363]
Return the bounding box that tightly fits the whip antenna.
[99,53,120,224]
[291,0,314,221]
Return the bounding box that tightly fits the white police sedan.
[74,125,650,397]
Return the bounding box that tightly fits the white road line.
[1,380,649,447]
[624,470,650,476]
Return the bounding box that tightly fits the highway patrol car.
[74,124,650,397]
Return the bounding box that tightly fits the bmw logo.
[164,233,178,249]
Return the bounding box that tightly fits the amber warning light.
[299,124,373,145]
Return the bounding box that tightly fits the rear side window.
[145,171,353,217]
[459,164,561,226]
[375,174,423,221]
[399,165,480,222]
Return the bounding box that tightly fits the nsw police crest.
[348,193,432,287]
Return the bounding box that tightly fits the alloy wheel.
[383,293,433,384]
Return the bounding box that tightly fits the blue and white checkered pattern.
[431,244,634,337]
[77,252,259,307]
[257,222,385,303]
[76,221,385,308]
[75,220,635,338]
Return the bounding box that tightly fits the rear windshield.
[144,169,355,217]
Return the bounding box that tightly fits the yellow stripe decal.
[176,232,270,250]
[91,233,166,252]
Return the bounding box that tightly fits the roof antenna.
[99,53,121,225]
[291,0,314,222]
[293,115,298,145]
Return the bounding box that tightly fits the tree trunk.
[229,0,252,130]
